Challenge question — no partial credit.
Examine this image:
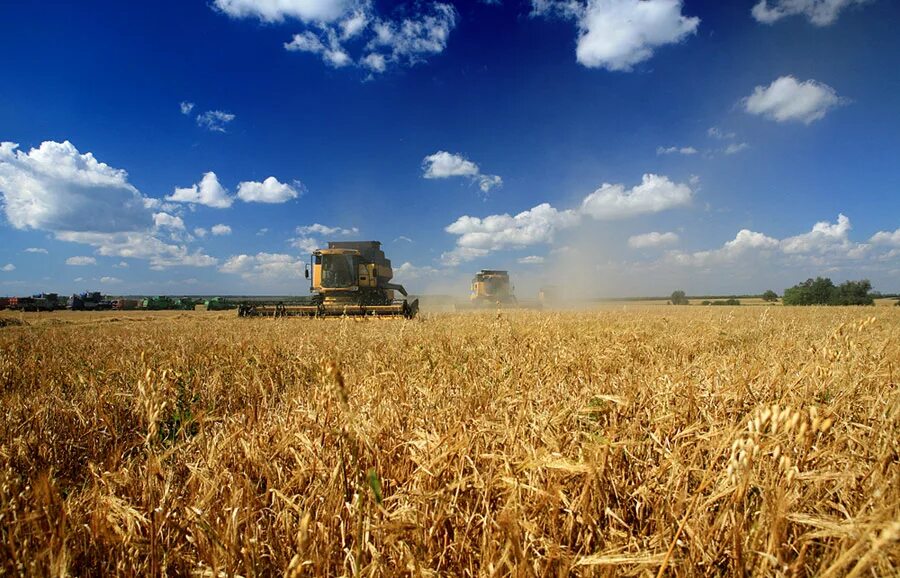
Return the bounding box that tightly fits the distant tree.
[833,280,874,306]
[783,277,874,306]
[670,290,689,305]
[761,290,778,302]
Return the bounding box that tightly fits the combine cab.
[238,241,419,318]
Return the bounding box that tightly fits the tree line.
[669,277,890,306]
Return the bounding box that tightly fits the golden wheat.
[0,306,897,576]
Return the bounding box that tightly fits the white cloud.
[213,0,353,23]
[100,276,122,284]
[66,256,97,266]
[196,110,236,132]
[273,2,456,74]
[443,203,579,265]
[0,140,153,234]
[870,228,900,247]
[296,223,358,236]
[724,142,750,155]
[743,76,844,124]
[580,174,693,220]
[211,224,232,236]
[752,0,868,26]
[534,0,700,72]
[1,264,14,272]
[657,146,697,155]
[628,231,679,248]
[24,247,48,254]
[780,213,857,254]
[180,101,195,115]
[291,223,358,254]
[0,140,218,270]
[167,172,233,208]
[291,237,321,254]
[394,235,413,243]
[422,151,502,194]
[517,255,545,264]
[236,177,301,203]
[220,252,306,280]
[153,212,185,230]
[114,261,129,268]
[670,229,779,267]
[257,228,269,236]
[395,261,441,280]
[57,231,218,269]
[194,227,208,238]
[367,4,457,65]
[285,29,352,67]
[707,127,736,140]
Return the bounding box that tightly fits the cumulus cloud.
[517,255,545,264]
[196,110,236,132]
[211,224,232,236]
[443,173,693,263]
[0,140,153,233]
[870,228,900,246]
[57,231,218,270]
[296,223,359,236]
[422,151,503,194]
[291,223,358,254]
[0,140,217,270]
[24,248,48,254]
[180,101,195,115]
[194,227,208,238]
[533,0,700,71]
[236,177,301,203]
[780,213,859,255]
[667,214,882,271]
[669,229,779,267]
[220,252,306,280]
[1,264,15,272]
[100,276,121,284]
[367,4,457,65]
[657,146,697,155]
[442,203,579,264]
[167,172,233,208]
[743,76,845,124]
[66,256,97,266]
[153,212,185,230]
[213,0,353,23]
[752,0,868,26]
[581,174,693,220]
[628,231,679,248]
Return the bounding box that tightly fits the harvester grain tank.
[238,241,419,318]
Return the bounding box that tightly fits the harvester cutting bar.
[238,300,418,319]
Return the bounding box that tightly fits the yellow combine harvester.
[456,269,518,309]
[237,241,419,318]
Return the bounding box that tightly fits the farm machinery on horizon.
[237,241,419,318]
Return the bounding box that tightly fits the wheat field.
[0,306,898,576]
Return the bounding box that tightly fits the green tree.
[670,290,689,305]
[783,277,874,306]
[761,290,778,302]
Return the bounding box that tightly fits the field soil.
[1,307,898,576]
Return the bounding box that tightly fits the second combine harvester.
[238,241,419,318]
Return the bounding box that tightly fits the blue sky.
[1,0,898,297]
